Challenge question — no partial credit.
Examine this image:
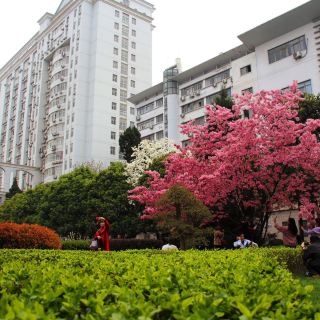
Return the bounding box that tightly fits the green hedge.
[62,239,164,251]
[0,248,318,319]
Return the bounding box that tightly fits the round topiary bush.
[0,222,61,249]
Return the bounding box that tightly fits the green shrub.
[62,239,163,251]
[0,248,318,319]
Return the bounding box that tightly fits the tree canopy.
[119,126,141,162]
[130,84,320,242]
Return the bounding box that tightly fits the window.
[112,102,117,110]
[114,35,119,42]
[113,61,118,68]
[240,65,251,76]
[69,159,72,168]
[181,99,204,114]
[113,47,118,55]
[111,131,116,140]
[137,102,154,115]
[131,42,136,49]
[156,98,163,108]
[132,30,136,37]
[120,103,127,116]
[156,131,164,140]
[112,74,118,82]
[132,17,136,25]
[206,87,231,104]
[122,38,128,49]
[121,63,128,75]
[130,107,135,115]
[120,76,128,88]
[156,114,163,124]
[110,146,116,155]
[181,81,202,96]
[119,118,127,131]
[137,118,154,131]
[242,87,253,94]
[71,128,74,137]
[120,90,127,102]
[115,10,120,17]
[122,25,129,37]
[72,113,75,122]
[131,80,135,88]
[112,88,117,96]
[65,145,68,155]
[131,54,136,62]
[114,22,119,30]
[205,69,230,87]
[111,117,116,125]
[298,79,312,94]
[131,67,136,75]
[268,35,307,64]
[70,143,73,153]
[122,13,129,25]
[121,50,128,62]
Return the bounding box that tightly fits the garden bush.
[0,248,319,319]
[62,239,163,250]
[0,222,61,249]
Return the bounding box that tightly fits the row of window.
[137,99,164,115]
[112,75,135,88]
[137,114,163,131]
[142,131,164,141]
[115,10,136,25]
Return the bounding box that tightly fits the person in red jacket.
[94,217,110,251]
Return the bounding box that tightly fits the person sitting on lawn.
[302,235,320,277]
[233,234,252,249]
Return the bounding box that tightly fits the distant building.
[0,0,154,197]
[129,0,319,146]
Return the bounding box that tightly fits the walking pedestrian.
[273,217,298,248]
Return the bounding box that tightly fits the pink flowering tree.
[129,84,320,242]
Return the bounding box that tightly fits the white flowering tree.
[126,139,177,186]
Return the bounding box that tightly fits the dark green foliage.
[5,177,22,200]
[0,163,154,238]
[119,126,141,162]
[214,87,233,109]
[155,184,213,249]
[298,93,320,123]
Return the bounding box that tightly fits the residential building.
[129,0,320,147]
[0,0,154,197]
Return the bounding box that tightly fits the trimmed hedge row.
[0,222,61,249]
[62,239,163,251]
[0,248,318,319]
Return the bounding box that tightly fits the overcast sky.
[0,0,309,84]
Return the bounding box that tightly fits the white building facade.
[0,0,154,195]
[129,0,320,146]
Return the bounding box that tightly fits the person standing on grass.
[273,217,298,248]
[302,235,320,277]
[213,225,225,249]
[94,217,110,251]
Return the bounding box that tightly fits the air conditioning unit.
[223,79,228,84]
[52,132,59,137]
[189,93,194,98]
[180,96,186,102]
[293,51,303,60]
[196,90,201,96]
[136,115,141,121]
[180,113,185,118]
[51,145,56,151]
[149,125,154,129]
[53,175,58,179]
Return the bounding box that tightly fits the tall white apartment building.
[129,0,320,146]
[0,0,154,194]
